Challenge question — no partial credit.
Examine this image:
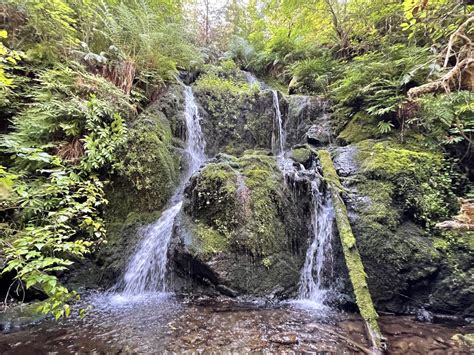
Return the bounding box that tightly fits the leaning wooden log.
[408,16,474,98]
[318,149,385,353]
[435,220,474,231]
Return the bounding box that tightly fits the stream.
[0,294,472,354]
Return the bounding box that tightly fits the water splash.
[119,84,206,296]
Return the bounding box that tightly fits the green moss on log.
[318,149,383,350]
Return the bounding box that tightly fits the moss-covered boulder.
[332,140,473,316]
[172,150,311,297]
[337,112,381,144]
[290,145,315,168]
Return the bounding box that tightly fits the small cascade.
[271,90,285,157]
[278,159,336,309]
[243,71,259,86]
[119,84,206,296]
[266,85,335,310]
[297,181,334,307]
[243,71,267,90]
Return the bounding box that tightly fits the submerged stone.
[0,302,46,333]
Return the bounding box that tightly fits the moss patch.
[356,180,400,230]
[356,139,457,227]
[337,112,380,144]
[192,223,230,259]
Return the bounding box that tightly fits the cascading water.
[268,89,335,309]
[271,90,285,157]
[243,71,259,87]
[119,84,206,296]
[297,181,334,307]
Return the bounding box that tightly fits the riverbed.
[0,293,472,354]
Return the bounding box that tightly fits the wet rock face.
[332,141,473,316]
[285,95,332,147]
[171,151,312,297]
[194,89,286,156]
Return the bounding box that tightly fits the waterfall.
[271,90,285,157]
[297,181,334,307]
[243,71,259,86]
[119,85,206,296]
[271,90,335,309]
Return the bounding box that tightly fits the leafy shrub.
[0,30,23,108]
[4,0,79,60]
[331,45,435,120]
[195,72,255,96]
[224,36,256,68]
[289,54,340,94]
[412,91,474,145]
[96,0,201,84]
[0,64,131,318]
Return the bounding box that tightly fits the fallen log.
[318,149,385,353]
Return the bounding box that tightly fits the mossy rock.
[183,151,285,256]
[193,66,287,156]
[337,112,380,144]
[173,150,311,296]
[355,139,457,227]
[428,230,474,315]
[290,146,314,167]
[332,141,473,316]
[285,95,328,148]
[110,108,181,217]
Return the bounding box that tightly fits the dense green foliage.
[0,0,199,318]
[222,0,473,158]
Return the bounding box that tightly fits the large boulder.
[194,84,286,156]
[285,95,330,147]
[332,140,473,316]
[171,151,312,297]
